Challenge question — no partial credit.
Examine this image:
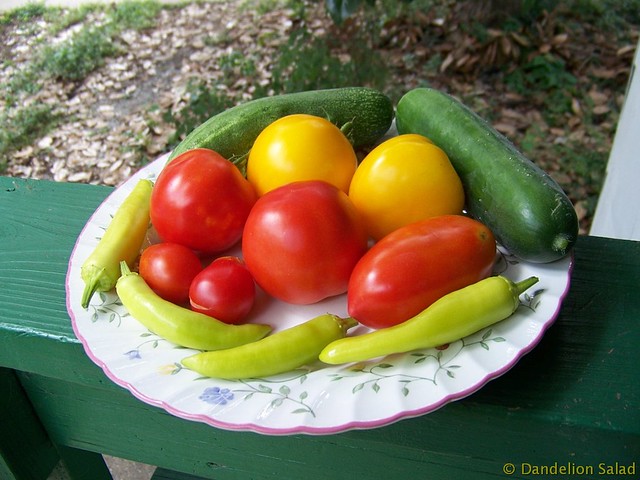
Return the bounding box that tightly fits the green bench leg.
[0,368,112,480]
[55,445,112,480]
[0,367,59,480]
[151,468,208,480]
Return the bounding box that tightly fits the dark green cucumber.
[396,87,578,263]
[168,87,394,171]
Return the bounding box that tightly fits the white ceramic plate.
[67,153,573,435]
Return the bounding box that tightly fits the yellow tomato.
[348,134,465,240]
[246,114,357,196]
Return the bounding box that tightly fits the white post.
[590,40,640,241]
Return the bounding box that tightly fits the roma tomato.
[139,243,202,304]
[150,148,257,254]
[246,114,357,196]
[348,215,496,329]
[189,256,256,325]
[242,180,369,305]
[348,134,465,240]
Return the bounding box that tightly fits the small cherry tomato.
[139,243,202,304]
[246,114,358,196]
[189,256,256,325]
[348,215,497,329]
[150,148,257,254]
[242,180,369,305]
[348,134,465,240]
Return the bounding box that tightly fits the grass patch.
[3,64,42,102]
[4,0,164,86]
[108,0,163,30]
[0,1,48,25]
[0,0,165,161]
[40,0,162,81]
[504,53,578,126]
[0,104,58,166]
[41,25,118,81]
[552,139,607,221]
[270,27,387,94]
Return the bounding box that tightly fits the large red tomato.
[150,148,257,254]
[348,215,497,329]
[242,180,369,305]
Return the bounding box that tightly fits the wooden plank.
[0,333,114,389]
[18,370,639,480]
[0,177,112,342]
[0,177,117,390]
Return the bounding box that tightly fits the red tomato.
[189,256,256,324]
[139,243,202,304]
[348,215,497,329]
[150,148,257,254]
[242,180,369,305]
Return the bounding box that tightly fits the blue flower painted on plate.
[124,349,141,360]
[200,387,234,405]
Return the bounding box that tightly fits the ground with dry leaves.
[2,1,289,185]
[1,0,638,233]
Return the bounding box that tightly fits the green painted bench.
[1,175,638,480]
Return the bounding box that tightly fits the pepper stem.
[80,267,105,309]
[338,316,358,333]
[513,276,539,296]
[119,260,132,276]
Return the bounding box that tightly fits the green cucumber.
[396,87,578,263]
[168,87,394,172]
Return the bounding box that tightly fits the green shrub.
[505,54,577,125]
[40,26,118,81]
[270,27,387,94]
[108,0,162,30]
